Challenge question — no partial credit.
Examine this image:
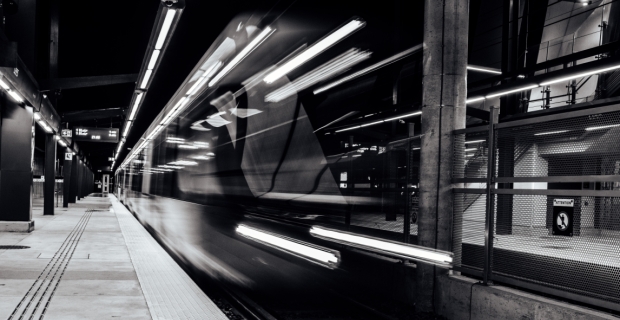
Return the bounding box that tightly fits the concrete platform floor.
[0,194,227,320]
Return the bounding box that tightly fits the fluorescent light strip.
[464,140,485,144]
[534,130,569,136]
[209,26,274,87]
[265,49,371,103]
[466,97,485,104]
[237,225,338,265]
[310,226,452,266]
[155,9,176,50]
[335,125,360,133]
[265,19,365,84]
[486,84,539,99]
[123,121,132,137]
[467,65,502,75]
[465,148,477,152]
[335,111,422,132]
[384,111,422,121]
[314,44,420,94]
[129,93,144,121]
[585,124,620,131]
[140,70,153,89]
[147,50,161,70]
[540,64,620,86]
[360,120,384,127]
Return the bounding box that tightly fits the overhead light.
[140,70,153,89]
[59,140,66,147]
[310,226,452,267]
[265,48,371,103]
[360,120,384,127]
[264,19,365,84]
[464,140,485,144]
[466,97,485,104]
[155,9,176,50]
[147,50,161,70]
[485,84,539,99]
[335,125,360,133]
[122,121,132,137]
[412,147,420,150]
[8,90,23,102]
[314,44,420,94]
[209,26,275,87]
[534,130,569,136]
[540,64,620,86]
[237,225,339,267]
[129,93,144,121]
[34,113,41,120]
[585,124,620,131]
[467,65,502,75]
[465,148,477,152]
[384,111,422,121]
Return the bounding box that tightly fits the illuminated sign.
[72,127,119,143]
[61,129,72,137]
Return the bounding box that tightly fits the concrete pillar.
[0,99,35,232]
[62,148,72,207]
[417,0,469,312]
[43,134,56,215]
[69,154,78,203]
[76,159,83,200]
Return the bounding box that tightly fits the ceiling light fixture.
[585,124,620,131]
[534,130,569,136]
[540,64,620,86]
[264,19,365,84]
[467,65,502,75]
[155,9,177,50]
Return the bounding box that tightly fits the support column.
[417,0,468,312]
[76,158,83,200]
[0,99,35,232]
[69,154,78,203]
[62,148,72,207]
[44,134,56,215]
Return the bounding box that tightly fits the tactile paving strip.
[111,196,227,320]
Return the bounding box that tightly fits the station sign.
[61,129,72,137]
[552,198,574,237]
[73,127,119,143]
[65,153,73,160]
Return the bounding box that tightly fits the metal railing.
[453,103,620,312]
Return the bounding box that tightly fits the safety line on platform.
[7,209,93,320]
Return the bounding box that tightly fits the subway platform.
[0,194,227,320]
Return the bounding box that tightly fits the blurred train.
[115,3,442,317]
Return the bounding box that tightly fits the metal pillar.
[417,0,468,312]
[44,134,56,215]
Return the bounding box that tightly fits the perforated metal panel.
[453,106,620,309]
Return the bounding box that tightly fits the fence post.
[483,107,498,285]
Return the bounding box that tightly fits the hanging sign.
[65,153,72,160]
[552,199,574,237]
[73,127,119,143]
[61,129,72,137]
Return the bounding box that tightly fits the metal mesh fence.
[453,106,620,309]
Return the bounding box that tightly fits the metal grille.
[453,106,620,310]
[492,194,620,304]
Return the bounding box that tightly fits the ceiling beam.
[62,108,125,122]
[39,74,138,91]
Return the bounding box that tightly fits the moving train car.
[115,4,440,318]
